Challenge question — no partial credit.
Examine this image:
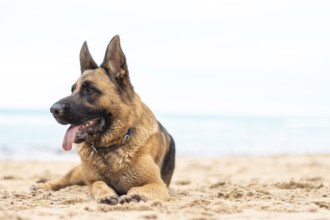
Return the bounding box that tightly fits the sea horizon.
[1,108,330,160]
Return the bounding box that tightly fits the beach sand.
[1,155,330,220]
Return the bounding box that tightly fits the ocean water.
[1,109,330,160]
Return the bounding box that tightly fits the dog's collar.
[91,128,133,153]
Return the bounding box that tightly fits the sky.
[0,0,330,116]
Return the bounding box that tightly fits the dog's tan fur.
[34,35,175,204]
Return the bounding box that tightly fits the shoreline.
[1,154,330,219]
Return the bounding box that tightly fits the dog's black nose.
[50,103,68,117]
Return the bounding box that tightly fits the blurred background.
[1,0,330,160]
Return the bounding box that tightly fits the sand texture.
[1,155,330,220]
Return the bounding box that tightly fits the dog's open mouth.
[62,118,105,151]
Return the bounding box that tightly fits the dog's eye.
[85,86,93,93]
[81,81,100,96]
[82,82,95,94]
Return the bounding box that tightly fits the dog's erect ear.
[80,41,98,73]
[101,35,132,94]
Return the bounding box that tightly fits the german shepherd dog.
[33,35,175,205]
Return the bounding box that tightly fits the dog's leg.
[89,181,118,205]
[119,156,170,203]
[31,165,85,191]
[119,182,170,204]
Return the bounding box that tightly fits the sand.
[1,155,330,220]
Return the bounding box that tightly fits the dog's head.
[50,35,134,151]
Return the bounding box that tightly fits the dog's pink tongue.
[62,125,81,151]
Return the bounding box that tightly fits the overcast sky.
[1,0,330,116]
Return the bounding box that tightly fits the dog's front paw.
[118,194,146,204]
[98,196,119,205]
[30,182,52,192]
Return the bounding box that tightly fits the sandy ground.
[1,155,330,220]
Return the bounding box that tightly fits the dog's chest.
[81,151,139,193]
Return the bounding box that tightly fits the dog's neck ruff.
[91,128,133,153]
